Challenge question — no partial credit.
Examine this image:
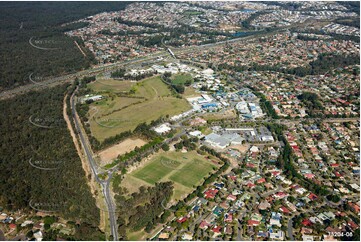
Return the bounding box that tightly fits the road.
[0,51,169,100]
[70,86,119,240]
[237,210,247,241]
[0,21,306,101]
[287,200,328,241]
[69,84,196,240]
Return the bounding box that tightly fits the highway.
[0,22,300,101]
[70,86,119,240]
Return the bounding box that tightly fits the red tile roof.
[247,220,260,226]
[227,194,237,201]
[308,193,318,200]
[212,225,222,233]
[199,220,209,229]
[177,217,187,223]
[279,206,290,214]
[204,188,218,199]
[302,219,312,227]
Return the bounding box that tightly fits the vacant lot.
[97,138,147,165]
[182,87,199,98]
[201,108,237,121]
[87,76,191,142]
[122,151,219,202]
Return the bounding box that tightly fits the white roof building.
[269,230,284,240]
[202,68,214,75]
[153,123,171,134]
[189,130,203,138]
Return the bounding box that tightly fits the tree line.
[267,123,330,196]
[114,182,174,240]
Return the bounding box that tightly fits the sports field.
[122,151,219,202]
[87,76,191,142]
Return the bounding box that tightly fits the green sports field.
[122,151,219,201]
[169,159,216,188]
[132,157,181,184]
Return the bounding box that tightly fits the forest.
[0,84,101,229]
[0,2,130,90]
[297,92,324,117]
[114,182,174,240]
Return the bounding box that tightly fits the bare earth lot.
[97,138,147,165]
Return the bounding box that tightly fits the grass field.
[133,157,181,184]
[122,151,219,202]
[182,87,199,98]
[87,76,191,142]
[170,73,193,85]
[88,78,135,93]
[169,159,215,188]
[201,109,237,121]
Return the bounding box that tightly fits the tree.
[161,143,170,151]
[164,72,172,78]
[111,68,126,78]
[173,84,185,94]
[185,80,192,86]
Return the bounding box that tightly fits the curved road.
[70,87,119,240]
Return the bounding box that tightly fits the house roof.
[212,225,222,233]
[302,219,312,227]
[279,206,290,214]
[204,188,218,199]
[247,220,260,226]
[199,220,209,229]
[177,217,187,223]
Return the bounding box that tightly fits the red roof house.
[279,206,290,214]
[308,193,318,201]
[247,220,260,226]
[177,217,187,223]
[302,219,312,227]
[204,188,218,199]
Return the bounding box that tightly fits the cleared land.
[229,144,250,153]
[122,151,219,202]
[87,76,191,142]
[97,138,147,165]
[182,87,199,98]
[201,108,237,120]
